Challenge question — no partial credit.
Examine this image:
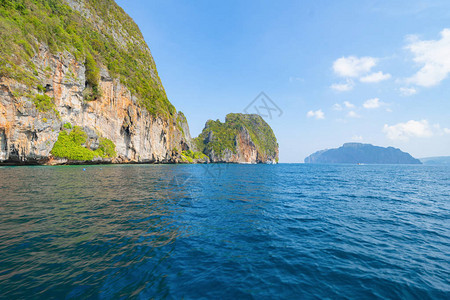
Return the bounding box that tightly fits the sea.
[0,164,449,299]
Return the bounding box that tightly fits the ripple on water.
[0,164,449,298]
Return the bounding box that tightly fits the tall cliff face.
[0,0,192,164]
[0,46,192,164]
[195,113,279,164]
[0,1,280,165]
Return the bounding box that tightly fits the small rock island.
[195,113,279,164]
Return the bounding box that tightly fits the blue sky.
[116,0,450,163]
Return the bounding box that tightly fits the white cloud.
[347,111,361,118]
[383,120,434,140]
[289,76,304,83]
[363,97,384,109]
[433,124,450,136]
[363,98,390,110]
[333,101,355,111]
[399,87,417,96]
[331,80,354,92]
[344,101,355,109]
[360,71,392,83]
[332,103,343,111]
[307,109,325,120]
[352,135,363,141]
[406,28,450,87]
[333,56,377,77]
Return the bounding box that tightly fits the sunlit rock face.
[0,47,192,164]
[195,113,279,164]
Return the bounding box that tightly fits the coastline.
[0,159,271,166]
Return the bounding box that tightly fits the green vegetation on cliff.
[195,119,237,155]
[0,0,175,117]
[180,150,207,163]
[51,125,116,160]
[195,113,278,159]
[33,94,55,112]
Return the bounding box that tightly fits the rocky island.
[420,156,450,165]
[305,143,421,164]
[0,0,278,165]
[195,113,279,164]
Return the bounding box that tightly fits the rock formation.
[0,0,278,165]
[420,156,450,165]
[304,143,421,164]
[0,47,192,164]
[195,113,279,164]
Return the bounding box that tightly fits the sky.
[116,0,450,163]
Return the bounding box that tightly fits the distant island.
[420,156,450,165]
[305,143,422,164]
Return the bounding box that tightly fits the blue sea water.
[0,164,449,299]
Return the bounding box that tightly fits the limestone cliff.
[0,47,192,164]
[194,113,279,164]
[0,0,193,164]
[0,1,279,165]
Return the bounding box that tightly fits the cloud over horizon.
[347,111,361,118]
[333,56,377,77]
[307,109,325,120]
[363,98,384,109]
[406,28,450,87]
[330,80,354,92]
[383,120,434,140]
[331,56,391,92]
[344,101,355,109]
[399,87,417,96]
[360,71,391,83]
